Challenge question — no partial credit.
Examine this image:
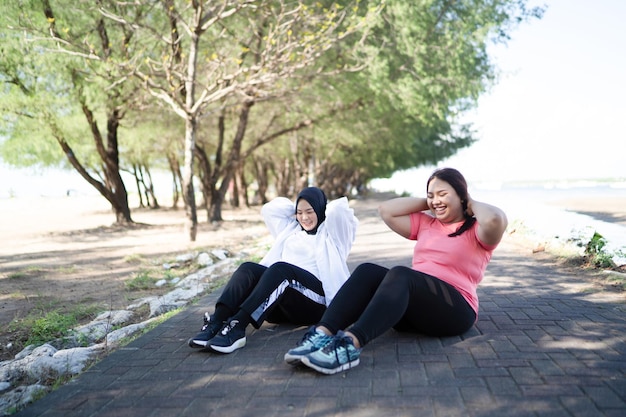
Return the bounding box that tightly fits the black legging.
[215,261,327,328]
[318,263,476,347]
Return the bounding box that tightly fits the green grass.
[125,270,159,290]
[123,251,206,290]
[28,311,78,345]
[8,303,101,348]
[7,266,45,279]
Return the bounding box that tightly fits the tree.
[0,0,151,223]
[94,0,381,237]
[244,0,544,189]
[1,0,544,233]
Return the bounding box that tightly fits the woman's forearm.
[467,198,506,224]
[378,197,429,239]
[378,197,428,218]
[467,197,508,244]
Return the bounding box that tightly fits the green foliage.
[125,270,158,291]
[584,232,617,269]
[0,0,545,200]
[9,303,99,347]
[120,109,184,171]
[27,311,77,346]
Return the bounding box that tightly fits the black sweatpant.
[215,261,327,329]
[318,263,476,347]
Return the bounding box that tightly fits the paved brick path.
[14,198,626,417]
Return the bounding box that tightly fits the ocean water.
[3,164,626,264]
[372,176,626,265]
[1,165,95,198]
[479,184,626,263]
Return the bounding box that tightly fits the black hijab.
[295,187,328,235]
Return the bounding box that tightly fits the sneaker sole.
[300,356,360,375]
[188,338,208,348]
[209,337,246,353]
[283,352,307,365]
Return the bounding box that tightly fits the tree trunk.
[167,154,182,208]
[182,116,198,241]
[180,9,202,241]
[252,157,270,204]
[76,102,132,223]
[231,167,240,208]
[204,112,226,222]
[103,110,132,223]
[133,164,145,208]
[238,164,249,207]
[194,143,213,211]
[209,100,253,221]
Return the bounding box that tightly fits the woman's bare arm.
[467,197,508,245]
[378,197,429,239]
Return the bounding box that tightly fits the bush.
[584,232,616,269]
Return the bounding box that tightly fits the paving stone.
[10,218,626,417]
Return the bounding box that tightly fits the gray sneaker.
[284,326,333,365]
[300,330,361,374]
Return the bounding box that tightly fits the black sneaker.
[208,319,247,353]
[188,312,223,348]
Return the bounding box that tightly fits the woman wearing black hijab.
[188,187,358,353]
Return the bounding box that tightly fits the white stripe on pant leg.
[250,279,326,323]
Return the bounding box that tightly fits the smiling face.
[426,177,465,224]
[296,199,319,232]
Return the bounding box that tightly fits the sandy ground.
[0,196,270,361]
[1,192,625,361]
[545,196,626,226]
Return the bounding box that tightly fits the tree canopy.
[0,0,544,238]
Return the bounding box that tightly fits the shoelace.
[299,328,330,348]
[200,312,211,331]
[220,319,239,336]
[322,335,355,368]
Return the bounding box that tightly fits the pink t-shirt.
[409,212,497,313]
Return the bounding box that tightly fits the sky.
[402,0,626,184]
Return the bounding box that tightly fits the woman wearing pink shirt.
[284,168,508,374]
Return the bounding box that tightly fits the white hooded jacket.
[259,196,358,306]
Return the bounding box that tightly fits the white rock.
[0,384,48,416]
[212,249,228,260]
[93,310,135,325]
[105,319,158,345]
[126,296,153,310]
[197,252,213,266]
[14,345,36,360]
[0,344,100,384]
[73,310,135,342]
[175,253,195,262]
